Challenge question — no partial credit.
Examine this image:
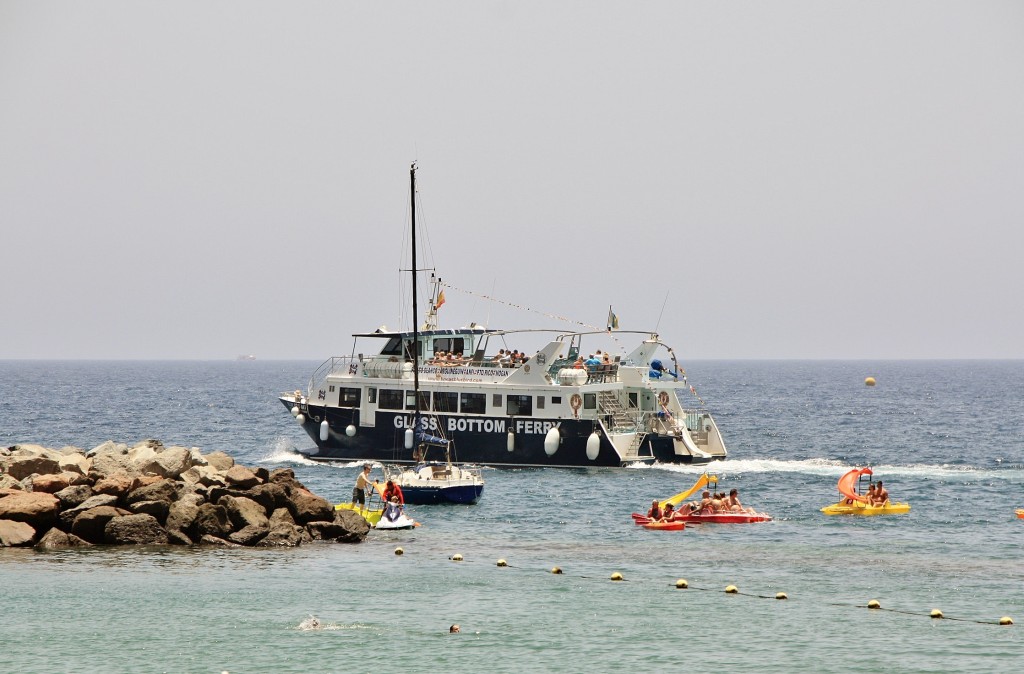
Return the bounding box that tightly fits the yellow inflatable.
[821,467,910,516]
[821,500,911,516]
[335,502,383,525]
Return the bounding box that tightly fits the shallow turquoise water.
[1,360,1022,672]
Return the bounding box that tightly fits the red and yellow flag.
[436,290,446,309]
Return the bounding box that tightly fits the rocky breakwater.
[0,440,369,549]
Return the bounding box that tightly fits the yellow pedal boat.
[821,467,910,516]
[1016,509,1024,519]
[821,500,911,516]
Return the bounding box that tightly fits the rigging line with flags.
[439,281,604,332]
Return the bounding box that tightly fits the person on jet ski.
[383,496,404,522]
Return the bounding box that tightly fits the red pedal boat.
[632,510,771,525]
[631,473,772,526]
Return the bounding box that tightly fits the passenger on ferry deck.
[601,352,612,364]
[453,352,465,365]
[492,349,506,364]
[585,354,601,367]
[647,499,662,520]
[573,356,585,369]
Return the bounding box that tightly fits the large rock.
[126,478,177,506]
[35,527,92,549]
[255,507,306,547]
[204,451,235,471]
[0,491,60,528]
[269,468,303,492]
[228,523,269,545]
[242,483,288,514]
[224,465,260,489]
[58,494,119,530]
[56,449,90,475]
[331,509,371,542]
[129,500,170,522]
[166,494,203,534]
[191,503,231,539]
[4,455,61,481]
[93,472,135,498]
[104,514,169,545]
[0,519,36,546]
[222,496,270,543]
[287,488,334,525]
[86,441,129,458]
[28,473,74,493]
[222,495,269,530]
[54,484,94,510]
[134,446,193,479]
[70,505,131,543]
[0,475,22,490]
[180,464,227,488]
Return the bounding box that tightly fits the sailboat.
[383,164,484,506]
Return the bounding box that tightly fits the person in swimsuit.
[659,502,676,522]
[873,481,889,506]
[728,488,755,513]
[647,499,662,520]
[352,464,376,507]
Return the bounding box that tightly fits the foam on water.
[638,457,1024,482]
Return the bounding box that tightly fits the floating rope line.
[425,551,1013,626]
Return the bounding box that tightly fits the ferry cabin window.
[552,396,562,405]
[380,337,403,356]
[492,394,502,409]
[433,391,458,413]
[403,339,422,361]
[583,393,597,410]
[628,392,638,409]
[432,337,466,356]
[406,390,430,411]
[507,395,532,416]
[379,389,403,410]
[461,392,486,414]
[338,388,361,407]
[328,385,335,392]
[368,388,377,404]
[537,396,545,410]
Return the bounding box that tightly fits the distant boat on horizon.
[236,354,256,361]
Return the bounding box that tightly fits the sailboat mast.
[410,163,421,436]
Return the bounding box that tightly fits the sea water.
[1,360,1021,673]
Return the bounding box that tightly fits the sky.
[2,1,1023,360]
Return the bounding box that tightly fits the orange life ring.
[570,394,582,410]
[657,391,669,407]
